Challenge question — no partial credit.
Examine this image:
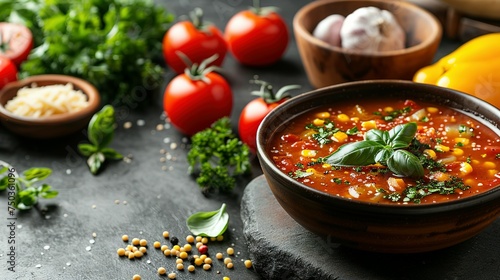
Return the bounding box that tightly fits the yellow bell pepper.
[413,33,500,108]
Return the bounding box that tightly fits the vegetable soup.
[268,99,500,204]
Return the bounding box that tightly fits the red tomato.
[238,98,284,153]
[164,72,233,136]
[162,9,227,74]
[225,7,289,66]
[238,80,300,153]
[0,22,33,67]
[0,56,17,89]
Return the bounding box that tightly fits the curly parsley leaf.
[187,118,251,194]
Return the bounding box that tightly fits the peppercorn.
[244,260,253,268]
[163,231,170,238]
[132,274,141,280]
[226,247,234,255]
[198,245,208,255]
[170,236,179,246]
[188,265,195,272]
[188,255,196,265]
[158,267,166,275]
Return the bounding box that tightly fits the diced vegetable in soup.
[268,99,500,204]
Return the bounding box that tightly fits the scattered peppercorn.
[163,231,170,238]
[188,255,195,265]
[176,263,184,270]
[186,235,195,243]
[139,239,147,247]
[158,267,167,275]
[198,245,208,255]
[170,236,179,245]
[216,252,223,260]
[168,272,176,279]
[122,235,129,242]
[226,247,234,255]
[132,238,140,246]
[203,263,211,270]
[244,260,253,269]
[132,274,141,280]
[226,262,234,269]
[188,265,195,272]
[117,248,126,256]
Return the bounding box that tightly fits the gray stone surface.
[241,175,500,280]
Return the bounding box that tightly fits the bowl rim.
[293,0,443,56]
[0,74,100,125]
[256,79,500,213]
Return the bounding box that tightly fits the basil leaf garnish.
[388,123,417,149]
[387,150,424,178]
[186,203,229,237]
[326,122,424,178]
[326,140,384,166]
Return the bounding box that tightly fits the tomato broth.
[268,99,500,204]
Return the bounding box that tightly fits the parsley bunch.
[187,118,251,194]
[1,0,173,104]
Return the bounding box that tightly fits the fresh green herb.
[421,116,429,122]
[187,117,251,194]
[306,120,338,146]
[458,124,468,134]
[332,178,342,184]
[346,126,359,135]
[436,138,443,144]
[467,156,472,163]
[78,105,123,174]
[295,162,304,168]
[376,106,411,122]
[186,203,229,237]
[455,142,464,147]
[1,0,174,104]
[400,176,470,204]
[0,167,58,210]
[408,138,446,172]
[290,169,313,179]
[326,123,424,178]
[496,154,500,159]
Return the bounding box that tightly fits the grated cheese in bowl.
[5,83,90,118]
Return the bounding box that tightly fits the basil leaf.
[18,187,37,207]
[326,140,384,166]
[387,150,424,178]
[88,105,116,149]
[388,123,417,149]
[23,168,52,182]
[78,143,98,156]
[374,148,392,165]
[0,166,8,175]
[186,203,229,237]
[101,147,123,160]
[0,177,8,191]
[365,129,389,145]
[88,152,105,175]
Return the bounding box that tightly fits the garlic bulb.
[313,14,345,47]
[340,6,405,52]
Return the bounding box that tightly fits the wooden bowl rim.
[0,74,100,125]
[293,0,443,56]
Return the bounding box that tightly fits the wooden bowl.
[294,0,442,89]
[0,75,100,139]
[256,80,500,253]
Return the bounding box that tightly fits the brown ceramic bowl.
[294,0,442,89]
[256,80,500,254]
[0,75,100,139]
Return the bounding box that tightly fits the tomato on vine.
[225,0,289,66]
[0,56,17,90]
[0,22,33,67]
[238,78,300,153]
[163,54,233,136]
[162,8,227,74]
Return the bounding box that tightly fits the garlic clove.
[340,6,405,52]
[313,14,345,47]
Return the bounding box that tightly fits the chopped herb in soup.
[268,99,500,204]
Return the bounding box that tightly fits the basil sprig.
[186,203,229,237]
[0,167,58,210]
[326,123,424,178]
[78,105,123,174]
